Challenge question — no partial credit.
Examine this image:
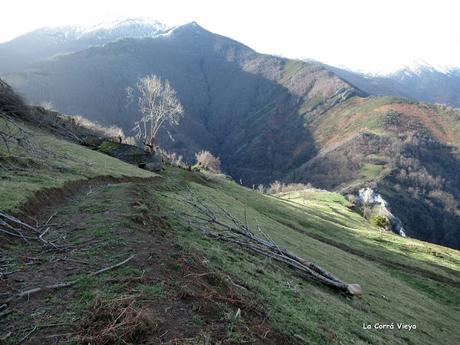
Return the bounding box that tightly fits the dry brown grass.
[77,295,160,345]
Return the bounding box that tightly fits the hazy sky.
[1,0,459,73]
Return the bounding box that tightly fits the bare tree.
[131,75,183,153]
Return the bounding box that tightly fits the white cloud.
[1,0,459,73]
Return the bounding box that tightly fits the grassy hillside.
[4,24,460,251]
[0,116,155,212]
[153,168,459,344]
[1,113,459,343]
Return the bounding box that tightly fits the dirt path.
[1,180,296,344]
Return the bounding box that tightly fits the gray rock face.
[143,161,162,172]
[354,187,407,237]
[96,140,162,171]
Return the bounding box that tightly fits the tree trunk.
[149,136,156,154]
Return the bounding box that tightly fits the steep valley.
[2,22,460,249]
[0,102,459,344]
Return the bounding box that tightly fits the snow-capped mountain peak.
[389,60,458,78]
[18,18,170,44]
[0,18,173,74]
[83,17,167,33]
[67,17,169,43]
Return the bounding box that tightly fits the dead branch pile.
[0,78,41,157]
[0,79,29,119]
[0,113,44,157]
[181,191,362,296]
[77,295,159,345]
[0,255,135,318]
[0,211,60,248]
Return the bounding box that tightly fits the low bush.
[70,115,125,141]
[195,150,221,173]
[265,181,313,194]
[159,149,186,168]
[370,215,389,229]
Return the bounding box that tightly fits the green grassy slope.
[0,117,155,212]
[1,117,459,344]
[154,168,460,345]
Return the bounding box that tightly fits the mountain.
[285,96,460,247]
[325,62,460,108]
[3,22,460,250]
[4,22,362,184]
[0,18,168,74]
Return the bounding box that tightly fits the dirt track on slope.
[1,179,297,345]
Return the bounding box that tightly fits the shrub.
[70,115,124,141]
[195,150,221,173]
[370,215,389,229]
[159,149,186,168]
[39,101,55,111]
[267,181,282,194]
[124,136,137,146]
[256,184,265,193]
[266,181,313,194]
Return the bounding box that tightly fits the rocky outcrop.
[97,141,162,171]
[349,187,406,236]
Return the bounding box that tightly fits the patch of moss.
[97,140,120,154]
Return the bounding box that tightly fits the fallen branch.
[0,211,39,233]
[14,322,77,344]
[40,212,57,230]
[18,326,37,344]
[181,189,362,296]
[0,110,46,158]
[1,255,135,309]
[0,212,63,249]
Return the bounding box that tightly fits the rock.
[81,135,104,148]
[143,161,162,172]
[97,141,148,164]
[97,141,162,163]
[141,151,162,172]
[356,187,407,237]
[94,140,163,171]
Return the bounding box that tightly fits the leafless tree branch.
[179,189,362,296]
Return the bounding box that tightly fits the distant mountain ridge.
[324,62,460,108]
[3,21,460,250]
[0,18,169,74]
